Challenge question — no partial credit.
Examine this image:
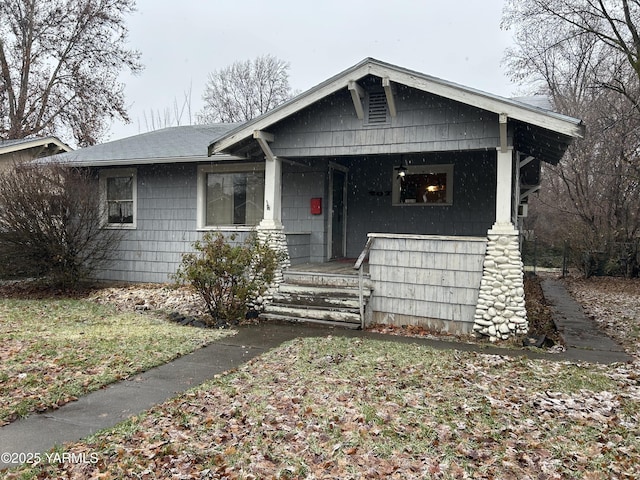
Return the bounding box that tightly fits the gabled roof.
[47,124,239,167]
[0,136,72,157]
[209,57,585,164]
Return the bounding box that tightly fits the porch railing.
[353,236,374,329]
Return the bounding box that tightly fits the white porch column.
[472,146,528,341]
[493,146,514,232]
[256,155,289,288]
[259,155,283,230]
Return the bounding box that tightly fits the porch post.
[256,155,290,287]
[472,146,528,341]
[493,146,514,231]
[252,131,290,287]
[259,155,283,230]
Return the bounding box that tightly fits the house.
[51,58,584,340]
[0,136,72,172]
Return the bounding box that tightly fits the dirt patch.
[86,283,209,318]
[0,280,210,319]
[523,272,563,345]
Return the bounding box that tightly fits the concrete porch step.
[283,270,373,289]
[271,291,361,310]
[261,269,373,329]
[262,304,361,324]
[259,313,362,330]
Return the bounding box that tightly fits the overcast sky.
[108,0,520,141]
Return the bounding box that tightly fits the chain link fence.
[522,237,640,278]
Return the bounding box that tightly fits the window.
[100,168,136,228]
[392,164,453,206]
[198,164,265,228]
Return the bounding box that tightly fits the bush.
[0,163,122,287]
[174,232,284,326]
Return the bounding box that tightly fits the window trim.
[392,164,454,206]
[99,168,137,229]
[197,163,265,230]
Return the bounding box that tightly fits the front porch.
[208,58,584,339]
[262,233,489,333]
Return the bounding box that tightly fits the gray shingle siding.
[281,162,327,263]
[91,148,497,283]
[270,88,501,158]
[368,234,486,333]
[94,161,325,282]
[95,163,200,283]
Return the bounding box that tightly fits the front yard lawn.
[0,297,232,425]
[7,336,639,479]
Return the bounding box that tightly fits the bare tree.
[0,163,122,287]
[504,0,640,276]
[0,0,142,146]
[197,55,293,123]
[533,86,640,275]
[142,85,194,132]
[502,0,640,112]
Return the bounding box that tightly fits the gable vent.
[367,91,388,124]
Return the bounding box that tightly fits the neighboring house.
[0,136,72,172]
[52,58,584,340]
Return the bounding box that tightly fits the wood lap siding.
[367,235,486,332]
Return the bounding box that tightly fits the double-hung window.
[198,163,265,229]
[100,168,137,228]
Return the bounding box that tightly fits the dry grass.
[3,276,640,479]
[7,335,639,479]
[0,297,232,425]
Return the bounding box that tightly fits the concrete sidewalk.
[0,280,632,470]
[540,276,632,365]
[0,322,315,469]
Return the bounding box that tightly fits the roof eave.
[366,62,585,139]
[36,153,243,167]
[209,58,585,155]
[0,136,73,156]
[209,59,377,155]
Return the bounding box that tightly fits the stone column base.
[473,227,528,341]
[255,225,290,285]
[249,226,290,313]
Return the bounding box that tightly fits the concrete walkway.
[0,323,313,469]
[540,276,632,365]
[0,280,633,470]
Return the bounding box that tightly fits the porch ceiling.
[512,120,574,165]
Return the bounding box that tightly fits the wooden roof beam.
[519,155,535,169]
[382,77,397,117]
[253,130,275,161]
[520,185,541,202]
[348,80,365,119]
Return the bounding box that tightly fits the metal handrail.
[353,237,374,329]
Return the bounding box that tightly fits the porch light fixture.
[395,160,407,179]
[395,159,408,203]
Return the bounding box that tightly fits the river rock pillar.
[473,147,528,341]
